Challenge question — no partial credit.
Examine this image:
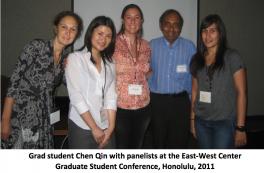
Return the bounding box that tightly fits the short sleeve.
[227,50,246,74]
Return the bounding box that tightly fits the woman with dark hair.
[66,16,117,149]
[1,11,83,149]
[190,14,247,149]
[113,4,151,148]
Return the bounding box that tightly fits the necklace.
[120,34,141,64]
[53,52,62,66]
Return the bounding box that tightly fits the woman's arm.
[7,40,39,98]
[1,97,15,140]
[99,109,116,148]
[80,111,105,145]
[105,109,116,135]
[1,40,39,140]
[233,68,247,147]
[190,77,198,138]
[99,64,117,148]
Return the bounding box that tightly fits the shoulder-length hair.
[53,11,83,40]
[80,16,116,63]
[190,14,228,76]
[118,4,144,38]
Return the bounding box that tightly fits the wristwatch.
[235,125,246,132]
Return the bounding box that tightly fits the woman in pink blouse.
[113,4,151,149]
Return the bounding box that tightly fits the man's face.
[160,13,181,45]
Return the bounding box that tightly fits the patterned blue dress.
[1,39,69,149]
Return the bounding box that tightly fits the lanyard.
[101,61,107,107]
[120,34,141,64]
[206,65,214,91]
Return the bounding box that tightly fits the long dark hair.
[118,4,144,38]
[80,16,116,64]
[190,14,227,76]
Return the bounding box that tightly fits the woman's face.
[202,23,220,50]
[55,16,78,47]
[123,8,142,35]
[91,25,112,53]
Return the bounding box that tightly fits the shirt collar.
[162,37,181,48]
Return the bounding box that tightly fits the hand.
[235,131,247,147]
[146,70,152,79]
[1,97,14,140]
[98,128,113,149]
[91,127,105,145]
[63,58,68,69]
[190,119,197,139]
[1,119,11,140]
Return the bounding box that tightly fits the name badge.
[199,91,211,103]
[49,110,60,125]
[176,65,187,73]
[128,84,143,95]
[100,109,107,123]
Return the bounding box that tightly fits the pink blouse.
[113,34,151,110]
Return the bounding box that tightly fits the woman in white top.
[65,16,117,149]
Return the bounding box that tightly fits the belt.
[151,91,188,97]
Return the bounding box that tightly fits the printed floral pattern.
[113,35,151,109]
[1,39,68,149]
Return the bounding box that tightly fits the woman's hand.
[1,97,15,140]
[190,119,197,139]
[63,58,68,69]
[235,131,247,147]
[91,127,105,145]
[1,119,11,140]
[98,128,114,149]
[146,69,152,79]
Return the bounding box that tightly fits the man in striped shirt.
[148,9,196,148]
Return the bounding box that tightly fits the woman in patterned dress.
[113,4,151,148]
[1,11,83,149]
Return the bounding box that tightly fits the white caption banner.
[0,149,263,173]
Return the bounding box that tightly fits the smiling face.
[160,13,181,45]
[54,16,78,47]
[91,25,112,54]
[202,23,220,50]
[123,7,142,36]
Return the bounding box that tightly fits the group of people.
[1,4,247,149]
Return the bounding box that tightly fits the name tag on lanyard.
[128,84,143,95]
[199,91,211,103]
[49,110,60,125]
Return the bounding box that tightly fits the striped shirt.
[148,37,195,95]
